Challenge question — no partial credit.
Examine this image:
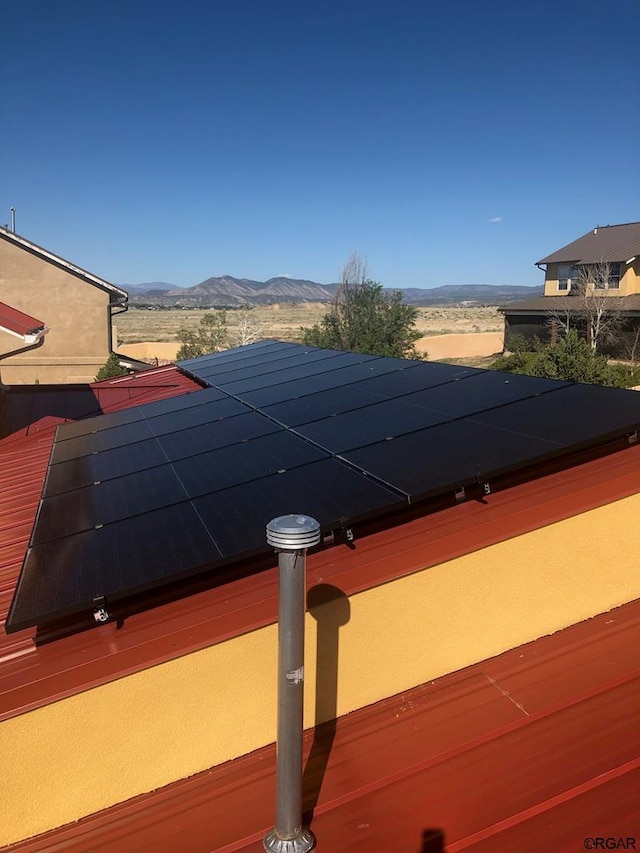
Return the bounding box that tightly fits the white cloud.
[489,216,502,223]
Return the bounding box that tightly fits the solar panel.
[341,420,564,500]
[295,398,450,453]
[192,459,403,558]
[7,340,640,634]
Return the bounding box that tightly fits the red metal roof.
[0,301,46,339]
[8,597,639,852]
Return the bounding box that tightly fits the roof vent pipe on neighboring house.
[10,208,16,233]
[263,514,321,853]
[594,226,598,235]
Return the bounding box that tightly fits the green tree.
[491,330,626,387]
[176,311,228,360]
[302,255,421,358]
[95,353,129,381]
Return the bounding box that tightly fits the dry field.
[115,304,503,347]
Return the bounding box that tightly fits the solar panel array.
[7,340,640,632]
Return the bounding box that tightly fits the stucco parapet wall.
[2,490,640,845]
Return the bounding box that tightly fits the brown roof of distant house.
[537,222,640,265]
[500,294,640,314]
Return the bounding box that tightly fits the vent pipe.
[263,514,320,853]
[10,208,16,233]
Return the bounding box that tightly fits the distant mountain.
[120,282,180,295]
[125,276,542,307]
[398,284,543,305]
[129,275,335,306]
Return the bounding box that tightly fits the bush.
[95,353,129,381]
[176,311,228,360]
[302,279,421,359]
[491,331,628,387]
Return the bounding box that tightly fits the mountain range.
[121,276,542,307]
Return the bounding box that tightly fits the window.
[584,263,621,290]
[558,264,581,291]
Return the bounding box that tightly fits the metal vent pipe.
[263,514,320,853]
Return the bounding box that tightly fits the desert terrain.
[115,304,503,354]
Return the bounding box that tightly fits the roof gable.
[0,227,128,302]
[537,222,640,265]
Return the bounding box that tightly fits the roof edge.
[0,227,128,301]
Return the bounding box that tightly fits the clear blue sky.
[2,0,638,289]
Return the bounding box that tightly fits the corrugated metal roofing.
[537,221,640,265]
[0,301,46,338]
[8,597,639,852]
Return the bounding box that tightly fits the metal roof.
[8,596,640,852]
[0,301,46,340]
[0,227,128,302]
[500,293,640,314]
[536,222,640,265]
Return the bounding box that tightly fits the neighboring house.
[1,343,640,850]
[501,222,640,355]
[0,227,128,384]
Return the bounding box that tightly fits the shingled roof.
[537,222,640,266]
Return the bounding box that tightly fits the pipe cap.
[266,515,321,550]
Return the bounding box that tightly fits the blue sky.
[2,0,638,289]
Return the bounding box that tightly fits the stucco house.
[0,227,128,384]
[501,222,640,355]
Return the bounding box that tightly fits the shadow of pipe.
[302,583,350,826]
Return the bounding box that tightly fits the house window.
[557,265,581,291]
[584,262,621,290]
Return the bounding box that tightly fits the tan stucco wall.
[0,236,114,383]
[2,492,640,845]
[543,260,639,297]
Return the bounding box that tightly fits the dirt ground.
[115,304,504,347]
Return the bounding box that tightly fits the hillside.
[124,276,542,307]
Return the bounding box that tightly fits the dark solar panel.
[295,398,450,453]
[342,419,564,500]
[398,372,570,418]
[217,351,375,395]
[7,341,640,634]
[33,466,189,545]
[173,431,329,498]
[236,357,414,407]
[8,504,221,631]
[45,439,168,495]
[157,411,282,461]
[263,384,384,427]
[192,459,403,558]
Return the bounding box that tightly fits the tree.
[95,353,129,381]
[176,311,228,360]
[231,306,263,347]
[491,330,625,386]
[546,261,621,353]
[302,254,421,358]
